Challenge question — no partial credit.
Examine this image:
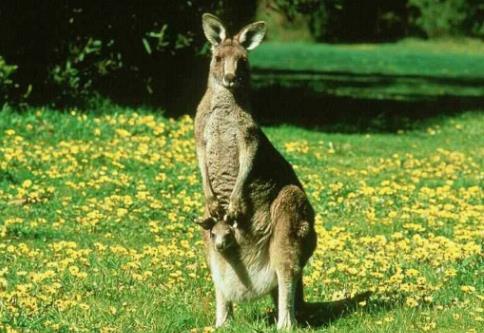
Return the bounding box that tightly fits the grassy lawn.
[250,40,484,100]
[0,105,482,332]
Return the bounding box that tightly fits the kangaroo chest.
[204,107,241,207]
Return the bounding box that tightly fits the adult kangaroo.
[194,13,317,330]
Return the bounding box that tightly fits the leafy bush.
[0,56,16,102]
[271,0,483,42]
[268,0,321,20]
[409,0,465,37]
[270,0,409,42]
[408,0,484,38]
[49,38,114,101]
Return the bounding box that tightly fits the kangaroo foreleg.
[225,127,259,222]
[215,287,233,327]
[196,144,223,219]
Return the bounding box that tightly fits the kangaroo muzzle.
[223,59,237,88]
[223,73,236,87]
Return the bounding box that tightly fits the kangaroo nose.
[224,73,235,83]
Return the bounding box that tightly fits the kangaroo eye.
[215,56,222,63]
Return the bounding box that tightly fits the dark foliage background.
[274,0,483,42]
[0,0,482,108]
[0,1,257,107]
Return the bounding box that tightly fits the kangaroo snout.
[215,239,229,251]
[212,227,235,252]
[223,73,236,87]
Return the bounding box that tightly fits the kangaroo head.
[202,13,266,89]
[194,216,237,252]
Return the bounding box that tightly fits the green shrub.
[272,0,409,42]
[270,0,483,42]
[0,56,16,102]
[49,38,111,101]
[409,0,484,38]
[409,0,465,37]
[268,0,321,20]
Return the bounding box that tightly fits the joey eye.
[214,56,222,63]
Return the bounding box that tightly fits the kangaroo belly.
[209,253,277,302]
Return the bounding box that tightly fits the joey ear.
[236,21,267,50]
[194,217,216,230]
[202,13,227,46]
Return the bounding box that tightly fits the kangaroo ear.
[202,13,227,46]
[194,217,216,230]
[236,21,267,50]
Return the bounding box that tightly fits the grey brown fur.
[194,13,317,330]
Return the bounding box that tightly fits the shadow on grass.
[261,292,373,329]
[250,84,484,133]
[297,291,373,328]
[39,66,482,135]
[3,226,67,242]
[253,69,484,88]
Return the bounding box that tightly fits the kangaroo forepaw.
[207,196,224,219]
[225,196,247,223]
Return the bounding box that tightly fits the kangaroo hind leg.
[270,185,317,329]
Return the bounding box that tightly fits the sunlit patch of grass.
[0,107,482,332]
[251,41,484,100]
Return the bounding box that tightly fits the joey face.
[209,220,236,252]
[194,217,236,252]
[202,13,266,90]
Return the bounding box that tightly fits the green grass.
[0,105,482,332]
[250,40,484,100]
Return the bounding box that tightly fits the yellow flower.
[461,285,476,293]
[22,179,32,188]
[405,297,418,308]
